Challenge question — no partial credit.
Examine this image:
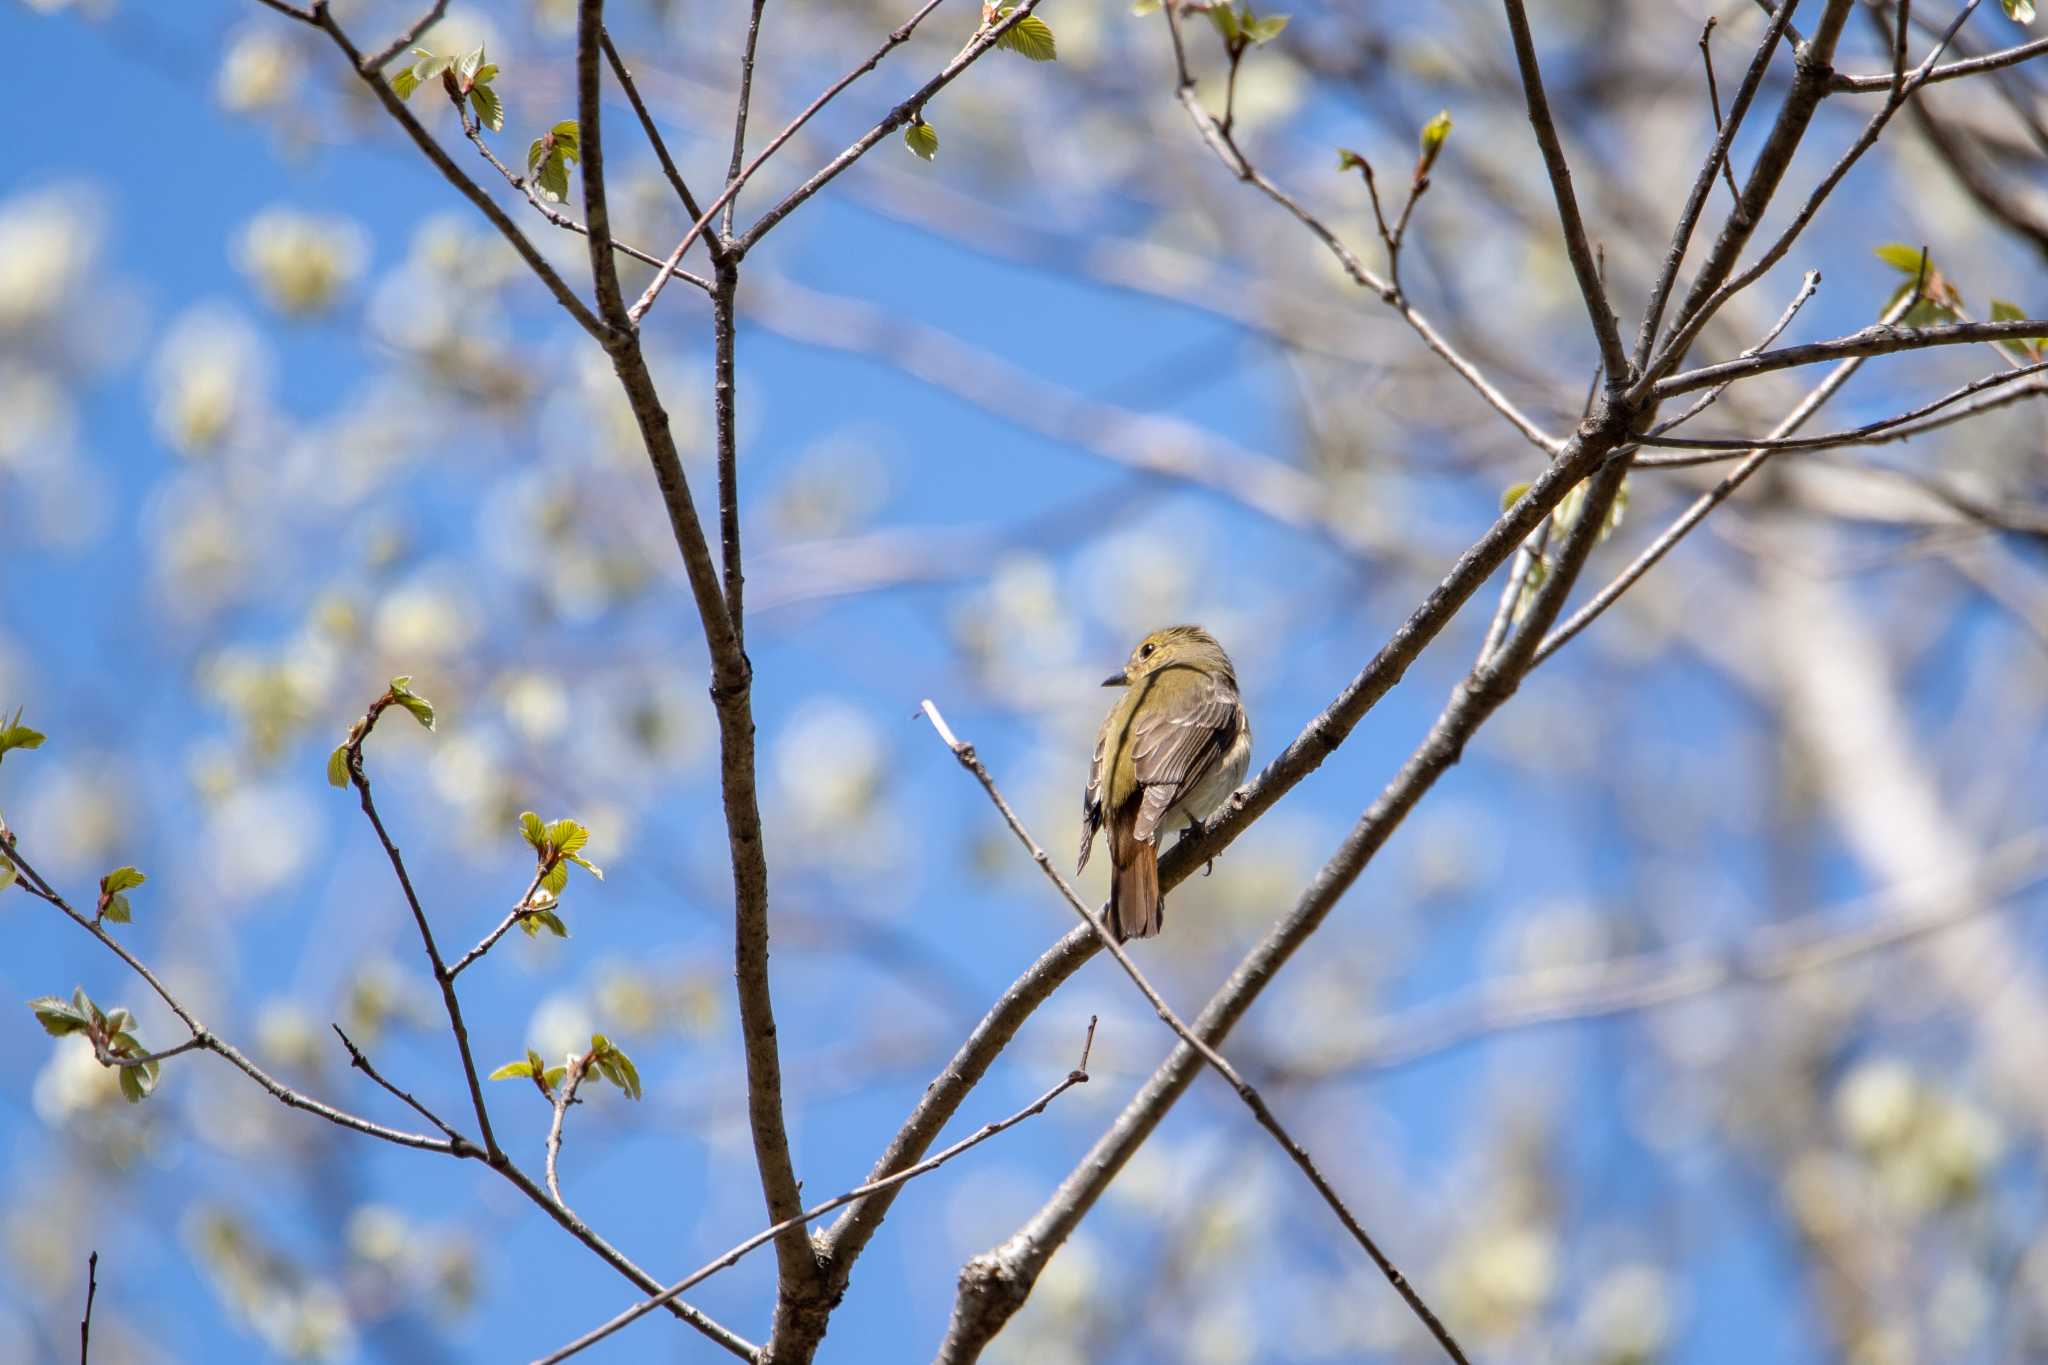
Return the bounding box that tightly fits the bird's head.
[1102,624,1235,688]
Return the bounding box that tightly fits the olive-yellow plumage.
[1078,625,1251,939]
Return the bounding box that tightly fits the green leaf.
[102,867,146,894]
[101,895,132,925]
[27,996,89,1037]
[118,1061,155,1103]
[1207,3,1242,43]
[1244,12,1289,44]
[519,907,568,938]
[1990,298,2044,359]
[549,120,582,158]
[904,119,939,162]
[488,1059,536,1080]
[595,1047,643,1100]
[590,1033,612,1054]
[457,44,485,87]
[0,858,16,894]
[0,708,46,762]
[388,677,435,730]
[526,1048,546,1073]
[391,66,422,99]
[537,152,572,202]
[104,1009,133,1034]
[1131,0,1164,11]
[1874,242,1927,275]
[1419,109,1453,171]
[542,1065,568,1090]
[2001,0,2035,24]
[1336,148,1369,174]
[545,819,588,857]
[327,744,351,789]
[473,63,499,86]
[566,853,605,881]
[470,81,504,134]
[995,10,1059,60]
[1501,480,1532,512]
[540,860,570,897]
[519,810,546,850]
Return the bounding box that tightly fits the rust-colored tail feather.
[1109,836,1162,940]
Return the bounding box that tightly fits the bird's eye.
[1139,643,1155,658]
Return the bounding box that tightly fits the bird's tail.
[1109,836,1162,940]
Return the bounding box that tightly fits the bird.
[1078,625,1252,940]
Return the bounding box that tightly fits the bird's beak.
[1101,669,1128,688]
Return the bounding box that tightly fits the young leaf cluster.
[26,988,161,1102]
[389,45,504,133]
[490,1034,641,1101]
[0,707,44,768]
[516,810,603,937]
[993,6,1059,61]
[528,121,582,203]
[96,866,146,926]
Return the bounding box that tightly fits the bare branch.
[1698,18,1747,208]
[447,871,550,979]
[332,1025,470,1146]
[1498,0,1631,382]
[546,1052,594,1210]
[78,1251,96,1365]
[533,1017,1097,1365]
[920,700,1471,1365]
[1834,32,2048,91]
[1644,268,1821,440]
[575,0,630,330]
[599,29,730,267]
[1637,358,2048,460]
[1653,315,2048,398]
[364,0,450,76]
[724,0,772,237]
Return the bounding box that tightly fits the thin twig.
[629,0,963,321]
[1634,0,1801,370]
[78,1251,96,1365]
[1652,313,2048,398]
[1698,18,1747,206]
[1498,0,1631,383]
[332,1025,472,1147]
[1644,0,1982,393]
[919,700,1473,1365]
[448,871,549,979]
[534,1017,1098,1365]
[92,1036,204,1069]
[364,0,450,76]
[1636,359,2048,460]
[340,695,503,1162]
[724,0,772,237]
[1644,269,1821,440]
[1834,31,2048,89]
[1155,1,1559,453]
[1537,288,1920,665]
[599,28,730,267]
[546,1052,593,1210]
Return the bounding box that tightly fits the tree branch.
[919,700,1470,1365]
[1652,315,2048,398]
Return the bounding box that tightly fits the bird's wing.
[1128,670,1239,844]
[1077,716,1110,875]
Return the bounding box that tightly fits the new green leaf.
[905,119,939,161]
[995,9,1058,60]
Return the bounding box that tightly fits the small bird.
[1078,625,1252,940]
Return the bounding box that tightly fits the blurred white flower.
[151,305,273,456]
[235,208,370,317]
[529,993,595,1059]
[217,27,302,113]
[0,188,99,335]
[1835,1059,1918,1152]
[206,783,318,897]
[1576,1264,1675,1364]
